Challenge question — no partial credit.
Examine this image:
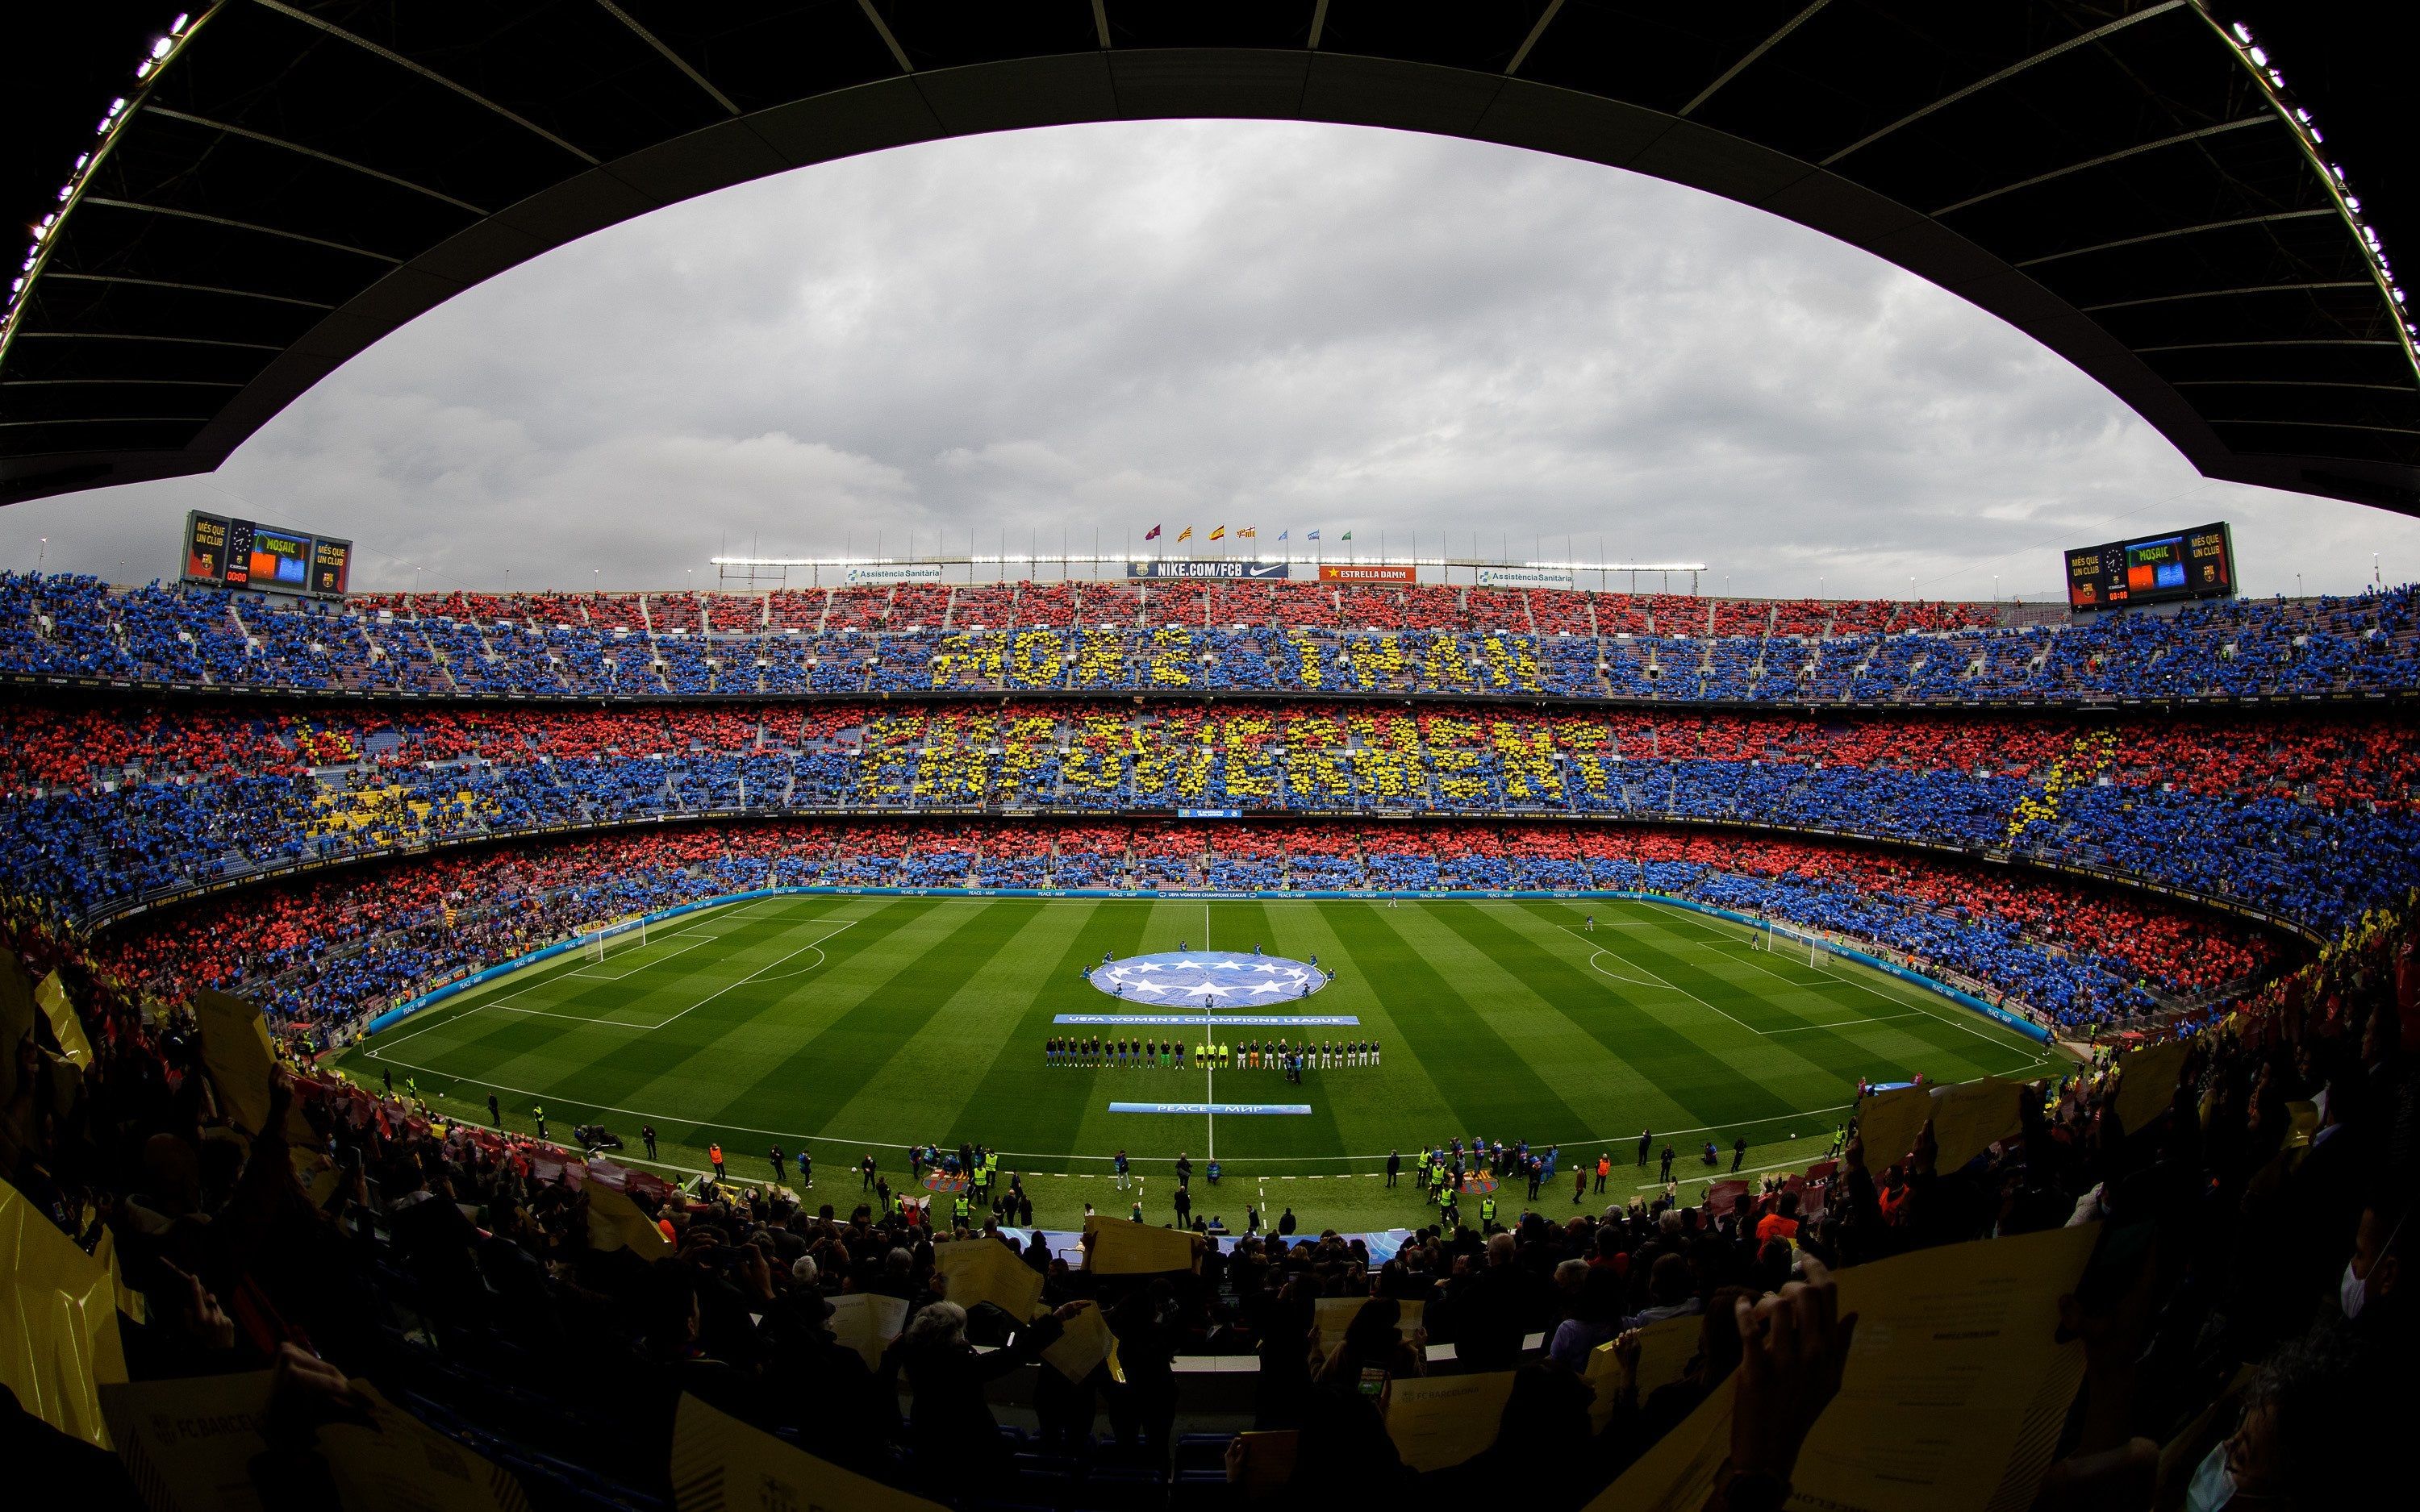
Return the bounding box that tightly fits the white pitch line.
[570,929,723,981]
[1554,923,1767,1035]
[1760,1012,1923,1033]
[648,918,859,1030]
[369,897,791,1048]
[1626,898,2048,1062]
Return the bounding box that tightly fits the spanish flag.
[1176,526,1192,543]
[1210,525,1225,541]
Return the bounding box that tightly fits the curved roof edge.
[5,48,2414,511]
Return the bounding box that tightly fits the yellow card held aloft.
[1040,1298,1124,1384]
[1384,1370,1516,1472]
[1785,1225,2099,1512]
[674,1393,945,1512]
[933,1235,1045,1320]
[2113,1037,2193,1134]
[318,1381,531,1512]
[1314,1295,1425,1354]
[827,1292,910,1370]
[1928,1077,2027,1172]
[1853,1084,1933,1173]
[99,1369,277,1512]
[586,1183,673,1260]
[1083,1214,1203,1274]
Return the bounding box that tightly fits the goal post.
[1760,918,1823,968]
[584,916,646,962]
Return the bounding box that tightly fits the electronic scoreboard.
[182,511,353,596]
[2064,523,2234,611]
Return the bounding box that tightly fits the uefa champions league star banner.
[1055,1014,1358,1026]
[1087,951,1328,1006]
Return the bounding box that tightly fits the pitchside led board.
[2063,523,2234,611]
[182,510,353,597]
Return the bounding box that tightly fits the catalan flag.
[1176,526,1192,543]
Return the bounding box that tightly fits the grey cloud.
[3,119,2417,598]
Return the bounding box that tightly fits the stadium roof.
[4,2,2414,511]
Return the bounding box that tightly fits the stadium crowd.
[6,571,2419,702]
[56,821,2278,1040]
[2,696,2410,939]
[1,856,2408,1510]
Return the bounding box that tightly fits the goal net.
[1760,918,1825,968]
[586,918,646,962]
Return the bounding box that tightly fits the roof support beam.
[1679,1,1828,116]
[7,331,285,351]
[0,416,211,429]
[45,271,334,310]
[1931,115,2272,218]
[593,1,739,115]
[2,377,244,388]
[1824,1,2187,166]
[2135,337,2398,352]
[144,105,490,215]
[2169,379,2415,394]
[249,0,601,165]
[2016,208,2336,269]
[855,0,912,73]
[2080,281,2371,313]
[1505,0,1567,77]
[80,198,403,264]
[2208,418,2420,437]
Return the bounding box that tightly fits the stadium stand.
[1,577,2412,1512]
[1,843,2406,1511]
[10,575,2420,704]
[3,690,2410,957]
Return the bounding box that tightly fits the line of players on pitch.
[1045,1035,1380,1072]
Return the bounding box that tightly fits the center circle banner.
[1087,951,1328,1006]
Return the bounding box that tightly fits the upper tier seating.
[7,573,2416,705]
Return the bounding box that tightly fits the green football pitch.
[336,893,2064,1233]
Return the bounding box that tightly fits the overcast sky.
[6,119,2416,601]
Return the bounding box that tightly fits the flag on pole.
[1177,526,1192,543]
[1308,530,1320,541]
[1210,526,1225,541]
[1278,531,1288,541]
[1237,526,1256,539]
[1144,525,1161,541]
[1341,531,1353,541]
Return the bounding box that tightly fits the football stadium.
[1,7,2414,1512]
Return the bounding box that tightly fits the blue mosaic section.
[1086,949,1327,1006]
